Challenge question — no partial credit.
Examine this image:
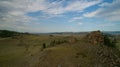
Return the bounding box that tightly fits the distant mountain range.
[0,30,120,36]
[103,31,120,35]
[34,31,120,35]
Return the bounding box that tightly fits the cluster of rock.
[84,30,104,45]
[84,31,120,67]
[95,44,120,67]
[84,30,116,47]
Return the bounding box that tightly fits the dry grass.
[0,34,120,67]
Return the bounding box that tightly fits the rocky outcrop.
[84,30,104,45]
[83,31,120,67]
[94,44,120,67]
[84,30,116,47]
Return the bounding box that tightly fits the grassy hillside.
[0,31,120,67]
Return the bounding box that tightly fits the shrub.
[50,40,55,47]
[42,43,46,49]
[0,30,18,38]
[104,35,116,47]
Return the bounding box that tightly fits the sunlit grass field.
[0,34,120,67]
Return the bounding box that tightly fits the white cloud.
[97,23,116,27]
[83,0,120,21]
[78,22,83,25]
[103,9,120,21]
[69,16,83,22]
[0,0,102,20]
[99,2,110,7]
[73,16,83,20]
[45,0,102,15]
[0,0,102,32]
[83,8,102,17]
[66,0,101,11]
[0,0,45,31]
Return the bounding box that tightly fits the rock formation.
[84,30,116,47]
[84,31,120,67]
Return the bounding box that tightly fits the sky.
[0,0,120,33]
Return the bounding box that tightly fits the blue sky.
[0,0,120,33]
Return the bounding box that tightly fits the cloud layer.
[0,0,119,32]
[83,0,120,21]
